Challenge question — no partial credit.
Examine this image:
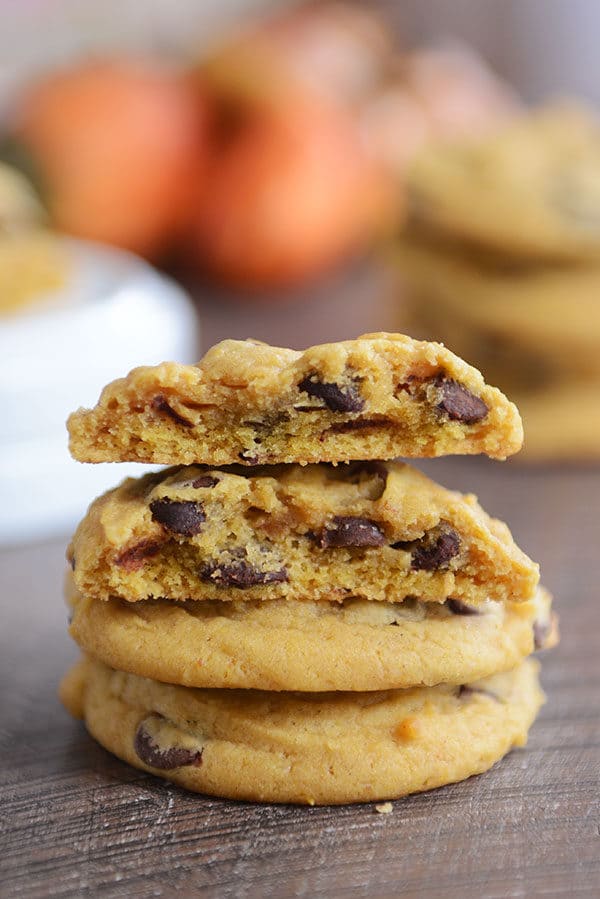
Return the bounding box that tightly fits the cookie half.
[67,333,523,465]
[68,585,557,691]
[67,461,538,605]
[60,657,544,805]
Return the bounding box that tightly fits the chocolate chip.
[327,418,391,433]
[458,685,499,702]
[317,517,387,549]
[69,555,76,571]
[192,476,219,489]
[150,499,205,537]
[151,395,194,428]
[115,539,164,572]
[199,554,288,588]
[134,715,203,770]
[446,598,481,616]
[393,526,461,571]
[434,377,488,424]
[298,374,365,413]
[533,619,550,650]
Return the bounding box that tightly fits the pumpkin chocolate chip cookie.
[60,656,545,805]
[67,460,539,606]
[67,583,557,692]
[67,333,523,465]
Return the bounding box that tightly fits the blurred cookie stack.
[395,105,600,461]
[61,334,557,805]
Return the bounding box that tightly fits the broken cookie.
[67,333,523,465]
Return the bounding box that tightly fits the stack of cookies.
[395,104,600,461]
[60,333,557,805]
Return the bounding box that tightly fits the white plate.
[0,238,199,543]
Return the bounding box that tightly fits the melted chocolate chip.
[533,619,550,650]
[69,555,76,571]
[446,598,481,616]
[393,526,461,571]
[434,377,489,424]
[318,516,387,549]
[115,539,164,572]
[297,375,365,413]
[192,475,219,489]
[458,685,499,702]
[151,395,194,428]
[199,556,288,588]
[150,499,205,537]
[134,716,203,770]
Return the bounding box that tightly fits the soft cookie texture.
[67,333,523,465]
[67,461,539,606]
[60,656,544,805]
[67,584,557,691]
[407,104,600,261]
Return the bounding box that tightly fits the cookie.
[395,237,600,387]
[67,333,523,465]
[67,581,557,691]
[67,461,539,606]
[407,104,600,262]
[60,656,544,805]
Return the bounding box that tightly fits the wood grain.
[1,278,599,896]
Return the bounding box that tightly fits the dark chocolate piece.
[151,395,194,428]
[150,499,205,537]
[115,539,164,572]
[434,376,489,424]
[134,715,203,770]
[200,555,288,588]
[192,475,219,489]
[318,516,387,549]
[393,526,461,571]
[298,374,364,413]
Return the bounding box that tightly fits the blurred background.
[2,0,600,541]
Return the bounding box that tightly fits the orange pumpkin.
[11,59,208,260]
[189,99,392,291]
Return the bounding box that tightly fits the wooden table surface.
[2,278,599,897]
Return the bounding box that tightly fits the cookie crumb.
[375,802,393,814]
